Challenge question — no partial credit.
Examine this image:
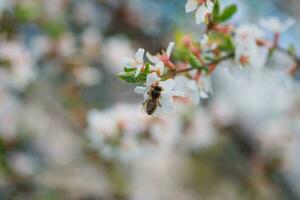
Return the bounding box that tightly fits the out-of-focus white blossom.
[31,35,52,59]
[174,75,209,105]
[43,0,66,18]
[185,0,214,24]
[7,152,37,177]
[73,66,102,86]
[81,27,102,60]
[102,37,135,73]
[233,24,268,75]
[0,41,36,90]
[259,17,295,33]
[87,104,147,162]
[181,108,216,150]
[214,66,294,129]
[0,87,20,141]
[57,33,76,58]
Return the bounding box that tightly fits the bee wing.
[141,99,148,113]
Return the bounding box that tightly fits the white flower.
[185,0,214,24]
[175,75,210,105]
[146,42,175,65]
[0,41,35,90]
[259,17,295,33]
[166,42,175,59]
[134,73,178,116]
[122,48,145,77]
[233,24,268,73]
[150,61,165,76]
[235,24,265,42]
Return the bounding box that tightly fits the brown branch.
[165,53,234,78]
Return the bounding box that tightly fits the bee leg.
[158,102,162,107]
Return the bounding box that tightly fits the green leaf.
[118,71,148,84]
[144,63,151,74]
[201,67,209,74]
[188,54,202,69]
[124,67,137,73]
[212,0,220,22]
[15,4,41,22]
[219,35,235,53]
[217,4,237,23]
[42,18,66,39]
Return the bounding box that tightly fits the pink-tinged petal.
[185,0,198,13]
[134,86,148,94]
[146,52,161,64]
[195,6,207,24]
[160,79,175,92]
[135,48,145,63]
[206,0,214,13]
[166,42,175,58]
[146,73,160,86]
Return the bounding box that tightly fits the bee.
[143,85,163,115]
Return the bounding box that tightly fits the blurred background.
[0,0,300,199]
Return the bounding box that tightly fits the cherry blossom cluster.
[86,103,216,162]
[118,0,298,116]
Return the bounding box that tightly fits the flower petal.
[146,73,161,86]
[191,90,200,105]
[185,0,198,13]
[122,58,135,67]
[199,90,209,99]
[135,65,143,77]
[155,61,164,73]
[159,93,174,113]
[134,86,148,94]
[202,75,214,94]
[166,42,175,58]
[135,48,145,64]
[187,80,198,91]
[171,90,185,97]
[206,0,214,13]
[160,79,175,92]
[174,75,188,91]
[195,6,208,24]
[146,52,161,64]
